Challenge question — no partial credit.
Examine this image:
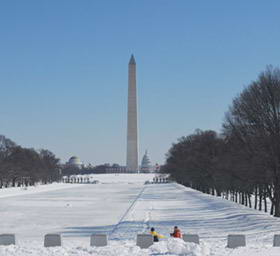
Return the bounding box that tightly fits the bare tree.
[223,66,280,216]
[0,135,60,187]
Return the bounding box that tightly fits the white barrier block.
[44,234,62,247]
[183,234,200,244]
[227,234,246,248]
[0,234,15,245]
[136,234,153,249]
[90,234,107,247]
[273,234,280,247]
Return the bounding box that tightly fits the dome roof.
[69,156,79,160]
[68,156,82,167]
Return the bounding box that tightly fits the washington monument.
[126,55,138,172]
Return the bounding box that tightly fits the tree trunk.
[241,192,245,205]
[12,177,16,187]
[254,188,258,209]
[264,195,267,212]
[248,194,252,208]
[259,192,262,211]
[274,187,280,217]
[230,191,234,201]
[271,201,275,215]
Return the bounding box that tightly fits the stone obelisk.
[126,55,138,172]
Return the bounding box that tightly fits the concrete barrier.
[273,234,280,247]
[136,234,153,249]
[227,234,246,248]
[90,234,107,247]
[44,234,62,247]
[0,234,15,245]
[183,234,200,244]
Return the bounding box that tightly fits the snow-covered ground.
[0,173,280,255]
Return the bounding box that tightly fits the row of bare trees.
[162,66,280,217]
[0,135,60,188]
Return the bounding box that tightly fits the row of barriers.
[62,177,90,183]
[62,177,99,184]
[1,233,280,249]
[152,177,169,183]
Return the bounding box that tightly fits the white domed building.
[66,156,83,169]
[140,150,152,173]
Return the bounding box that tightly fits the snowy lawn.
[0,174,280,255]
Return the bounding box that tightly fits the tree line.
[161,66,280,217]
[0,135,60,187]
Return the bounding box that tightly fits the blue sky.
[0,0,280,165]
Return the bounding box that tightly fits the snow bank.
[150,238,209,256]
[210,244,280,256]
[1,239,280,256]
[0,239,209,256]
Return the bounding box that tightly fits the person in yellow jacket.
[150,227,165,242]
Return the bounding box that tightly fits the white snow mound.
[150,238,209,256]
[0,239,210,256]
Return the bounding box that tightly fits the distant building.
[93,163,128,173]
[105,165,127,173]
[66,156,83,169]
[140,150,152,173]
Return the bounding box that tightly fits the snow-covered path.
[0,174,153,241]
[0,174,280,255]
[109,182,280,245]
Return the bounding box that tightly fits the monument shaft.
[126,55,138,172]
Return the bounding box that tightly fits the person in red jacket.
[170,226,182,238]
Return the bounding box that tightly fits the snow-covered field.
[0,173,280,255]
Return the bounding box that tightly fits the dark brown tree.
[163,130,226,195]
[223,66,280,216]
[0,135,60,187]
